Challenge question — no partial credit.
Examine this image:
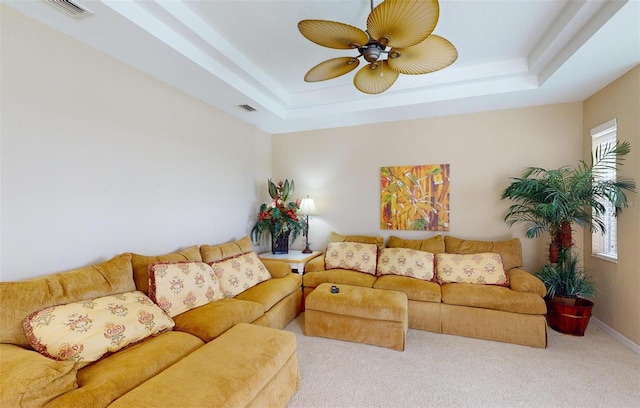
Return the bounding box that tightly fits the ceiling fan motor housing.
[362,42,383,63]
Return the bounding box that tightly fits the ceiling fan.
[298,0,457,94]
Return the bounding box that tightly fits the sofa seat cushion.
[44,331,203,408]
[235,273,302,313]
[441,283,546,315]
[0,253,136,348]
[172,298,264,342]
[373,275,441,303]
[0,344,78,408]
[109,323,299,408]
[303,269,377,289]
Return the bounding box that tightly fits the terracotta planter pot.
[545,296,594,336]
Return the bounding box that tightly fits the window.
[590,118,618,261]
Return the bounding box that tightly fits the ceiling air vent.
[45,0,93,18]
[239,104,257,112]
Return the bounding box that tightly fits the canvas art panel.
[380,164,450,231]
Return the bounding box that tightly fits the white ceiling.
[5,0,640,134]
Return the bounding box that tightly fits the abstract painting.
[380,164,450,231]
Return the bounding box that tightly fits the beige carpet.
[285,313,639,408]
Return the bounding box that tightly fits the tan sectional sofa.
[0,236,302,408]
[303,233,548,348]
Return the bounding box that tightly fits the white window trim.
[591,253,618,263]
[590,118,617,138]
[590,118,618,262]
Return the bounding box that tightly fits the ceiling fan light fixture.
[298,0,455,94]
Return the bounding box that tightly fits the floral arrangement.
[251,179,306,245]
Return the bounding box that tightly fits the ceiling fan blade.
[367,0,439,49]
[353,61,400,94]
[298,20,369,49]
[387,35,458,75]
[304,57,360,82]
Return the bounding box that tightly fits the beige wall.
[583,65,640,345]
[0,6,271,280]
[273,103,584,272]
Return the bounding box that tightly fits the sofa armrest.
[262,260,292,278]
[0,344,78,407]
[508,268,547,298]
[305,255,326,273]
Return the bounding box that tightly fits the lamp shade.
[299,196,318,215]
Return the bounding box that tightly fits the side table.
[258,250,322,274]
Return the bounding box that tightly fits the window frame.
[590,118,618,263]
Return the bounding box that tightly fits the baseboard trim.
[591,317,640,355]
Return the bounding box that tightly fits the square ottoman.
[305,283,408,351]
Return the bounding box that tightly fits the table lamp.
[299,195,318,253]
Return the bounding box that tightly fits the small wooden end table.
[258,250,322,274]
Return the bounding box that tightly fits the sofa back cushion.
[444,236,523,271]
[130,246,202,295]
[210,252,271,298]
[200,236,253,263]
[387,235,445,254]
[435,253,509,286]
[0,253,136,348]
[23,291,174,363]
[325,242,378,275]
[148,261,225,317]
[377,248,435,281]
[329,231,385,250]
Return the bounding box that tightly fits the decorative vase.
[545,296,594,336]
[271,230,290,254]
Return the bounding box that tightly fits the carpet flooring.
[284,313,640,408]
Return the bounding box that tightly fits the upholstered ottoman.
[110,323,300,408]
[305,283,408,351]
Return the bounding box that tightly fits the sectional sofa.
[0,236,301,408]
[303,233,548,348]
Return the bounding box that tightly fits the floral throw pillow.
[325,241,378,275]
[210,252,272,298]
[23,291,174,363]
[377,248,435,281]
[148,261,224,317]
[435,253,510,286]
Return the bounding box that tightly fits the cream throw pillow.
[23,291,174,363]
[325,241,378,275]
[210,252,272,298]
[435,253,509,286]
[377,248,435,281]
[148,261,225,317]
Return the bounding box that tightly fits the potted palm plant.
[251,179,306,254]
[501,141,635,335]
